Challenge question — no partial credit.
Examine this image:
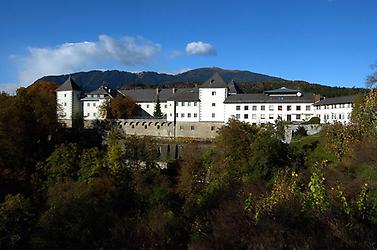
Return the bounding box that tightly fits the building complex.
[56,73,358,128]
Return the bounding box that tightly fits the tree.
[0,194,34,249]
[351,90,377,139]
[100,96,140,119]
[40,143,81,183]
[366,62,377,88]
[153,96,163,118]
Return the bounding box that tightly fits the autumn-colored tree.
[324,123,361,161]
[100,96,140,119]
[28,81,58,93]
[351,90,377,139]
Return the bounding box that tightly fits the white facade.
[224,103,315,124]
[138,102,169,117]
[56,90,82,120]
[82,97,107,120]
[199,88,227,122]
[315,102,353,124]
[174,101,201,122]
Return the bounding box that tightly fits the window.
[188,113,191,118]
[306,105,310,111]
[212,103,216,107]
[194,113,197,118]
[296,105,301,111]
[93,113,97,117]
[278,105,282,111]
[236,105,240,110]
[261,105,265,111]
[296,114,301,120]
[212,113,216,118]
[165,104,167,108]
[236,114,240,119]
[194,102,197,106]
[212,91,216,96]
[181,102,185,106]
[176,113,179,117]
[93,103,96,107]
[244,106,249,110]
[179,126,183,131]
[87,103,90,107]
[211,126,215,131]
[252,105,257,111]
[269,105,274,111]
[287,105,292,111]
[87,113,90,116]
[191,126,195,131]
[244,114,249,119]
[64,102,67,106]
[64,94,66,97]
[269,114,274,120]
[252,114,257,119]
[181,113,185,118]
[261,114,265,119]
[146,104,149,108]
[144,125,148,129]
[188,102,191,106]
[170,113,172,117]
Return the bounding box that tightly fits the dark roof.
[314,95,358,106]
[119,88,175,102]
[167,88,200,101]
[199,72,228,88]
[228,80,243,94]
[224,92,317,103]
[56,76,82,91]
[264,87,301,94]
[89,83,118,97]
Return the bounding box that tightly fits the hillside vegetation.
[0,84,376,249]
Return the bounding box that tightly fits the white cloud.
[14,35,161,85]
[185,41,216,56]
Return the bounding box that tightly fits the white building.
[119,88,174,117]
[81,84,119,120]
[313,95,356,124]
[56,74,360,127]
[56,76,83,124]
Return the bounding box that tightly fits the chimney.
[172,88,176,94]
[156,88,160,96]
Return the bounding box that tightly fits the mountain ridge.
[35,67,285,92]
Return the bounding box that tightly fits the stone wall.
[114,119,223,140]
[83,118,323,143]
[284,124,322,143]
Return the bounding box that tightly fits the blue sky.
[1,0,377,92]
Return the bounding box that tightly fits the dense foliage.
[100,96,141,119]
[0,87,376,249]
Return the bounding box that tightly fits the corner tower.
[56,75,83,126]
[198,72,228,122]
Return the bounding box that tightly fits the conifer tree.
[153,96,163,117]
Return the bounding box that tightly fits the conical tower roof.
[200,72,228,88]
[56,75,82,91]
